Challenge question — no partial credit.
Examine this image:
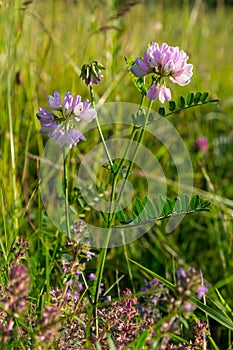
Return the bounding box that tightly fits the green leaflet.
[114,193,211,227]
[153,91,219,118]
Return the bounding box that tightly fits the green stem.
[107,96,146,224]
[90,85,113,168]
[93,228,111,334]
[63,138,71,240]
[92,92,151,336]
[115,94,145,175]
[113,98,153,221]
[6,2,20,234]
[89,85,114,334]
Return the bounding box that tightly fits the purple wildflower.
[182,301,195,313]
[37,305,61,347]
[105,295,111,302]
[197,285,208,299]
[76,281,83,292]
[147,83,171,102]
[53,127,86,148]
[36,107,58,135]
[63,92,82,115]
[36,91,96,148]
[194,136,208,153]
[88,273,96,281]
[48,90,62,110]
[177,268,187,279]
[86,251,95,261]
[131,42,193,103]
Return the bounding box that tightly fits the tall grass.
[0,0,233,347]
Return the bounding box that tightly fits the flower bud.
[80,61,105,86]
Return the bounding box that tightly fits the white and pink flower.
[37,91,96,148]
[131,42,193,103]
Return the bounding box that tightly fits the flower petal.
[48,91,61,110]
[147,84,160,101]
[79,108,97,122]
[73,102,84,117]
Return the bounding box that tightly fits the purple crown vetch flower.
[36,91,96,148]
[131,42,193,103]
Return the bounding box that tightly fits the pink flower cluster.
[36,91,96,148]
[131,42,193,103]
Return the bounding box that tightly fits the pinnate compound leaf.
[189,194,211,212]
[115,194,211,228]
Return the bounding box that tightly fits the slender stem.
[63,136,71,240]
[114,94,145,176]
[93,227,112,335]
[90,85,113,168]
[113,99,153,218]
[91,89,151,336]
[89,85,115,334]
[107,104,146,224]
[6,3,19,233]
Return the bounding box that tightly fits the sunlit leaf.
[144,196,157,218]
[186,92,194,106]
[190,194,200,210]
[158,107,165,116]
[194,91,202,104]
[178,95,186,108]
[181,193,190,211]
[200,91,209,102]
[169,100,176,111]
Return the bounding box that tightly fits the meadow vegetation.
[0,0,233,348]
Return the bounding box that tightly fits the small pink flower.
[131,42,193,102]
[195,137,208,153]
[147,84,171,103]
[198,285,208,299]
[36,91,96,148]
[132,42,193,85]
